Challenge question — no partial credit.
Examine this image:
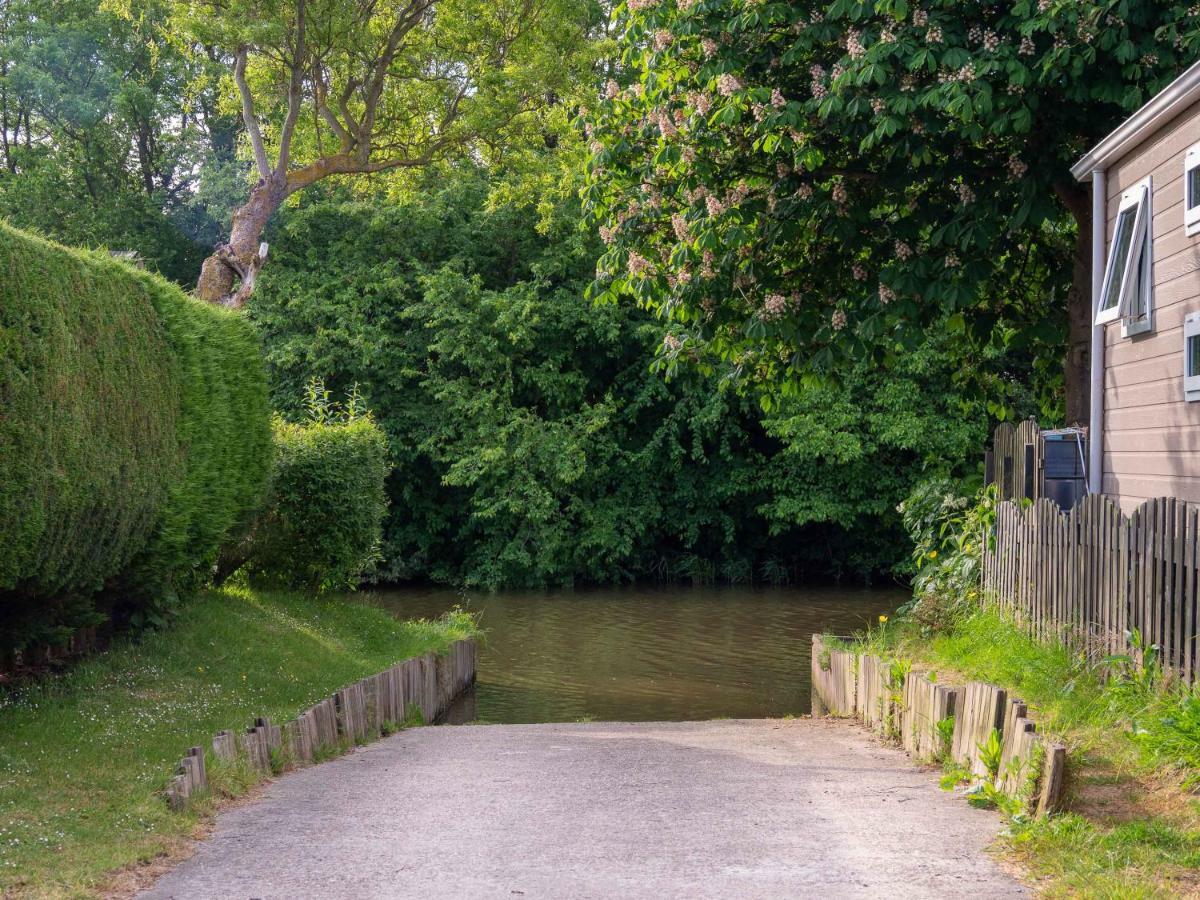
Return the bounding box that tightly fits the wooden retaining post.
[335,682,367,744]
[900,674,960,762]
[996,717,1038,800]
[810,635,828,716]
[283,716,313,764]
[950,682,1007,778]
[238,722,271,771]
[211,730,237,762]
[1037,742,1068,815]
[856,655,893,734]
[165,746,208,810]
[808,635,857,717]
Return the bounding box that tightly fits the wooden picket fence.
[983,495,1200,684]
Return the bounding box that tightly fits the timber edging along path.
[811,634,1066,817]
[163,638,477,810]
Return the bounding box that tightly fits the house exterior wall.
[1101,103,1200,513]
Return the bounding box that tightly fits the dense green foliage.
[249,172,996,587]
[583,1,1200,415]
[0,585,475,896]
[246,391,391,590]
[0,223,271,651]
[0,0,242,283]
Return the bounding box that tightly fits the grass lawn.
[0,585,475,899]
[871,610,1200,898]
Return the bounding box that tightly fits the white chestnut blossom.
[717,73,742,96]
[627,251,652,276]
[671,213,690,242]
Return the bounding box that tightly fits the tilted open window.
[1185,313,1200,403]
[1095,178,1152,335]
[1186,144,1200,237]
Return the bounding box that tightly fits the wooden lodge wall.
[983,494,1200,683]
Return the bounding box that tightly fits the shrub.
[0,223,271,651]
[243,384,390,590]
[897,478,995,634]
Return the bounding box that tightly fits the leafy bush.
[243,383,390,590]
[897,478,995,633]
[0,223,271,651]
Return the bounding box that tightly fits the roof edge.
[1072,60,1200,182]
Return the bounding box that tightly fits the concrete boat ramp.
[140,718,1025,899]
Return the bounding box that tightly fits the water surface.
[372,585,900,723]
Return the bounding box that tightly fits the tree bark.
[1056,181,1093,427]
[194,174,286,307]
[1065,219,1093,427]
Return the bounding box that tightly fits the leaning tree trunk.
[195,174,285,308]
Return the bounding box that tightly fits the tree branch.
[359,0,433,158]
[276,0,308,175]
[234,47,272,179]
[284,147,441,194]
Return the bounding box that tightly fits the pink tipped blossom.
[717,73,742,97]
[627,251,652,276]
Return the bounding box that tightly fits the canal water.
[371,585,901,724]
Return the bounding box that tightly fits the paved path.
[141,719,1025,899]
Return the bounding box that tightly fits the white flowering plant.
[583,0,1200,415]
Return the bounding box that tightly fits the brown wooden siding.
[1101,102,1200,514]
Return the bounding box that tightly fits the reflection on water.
[370,585,901,724]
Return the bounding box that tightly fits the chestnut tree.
[583,0,1200,421]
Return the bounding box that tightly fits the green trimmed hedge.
[242,412,390,590]
[0,223,271,651]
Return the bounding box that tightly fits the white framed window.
[1185,313,1200,402]
[1096,178,1152,332]
[1186,144,1200,237]
[1121,180,1154,338]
